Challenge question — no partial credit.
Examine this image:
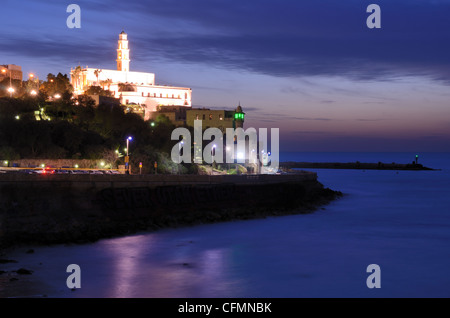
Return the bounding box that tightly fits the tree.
[94,69,102,85]
[100,78,113,91]
[75,95,96,107]
[84,85,113,97]
[101,148,120,168]
[40,73,73,99]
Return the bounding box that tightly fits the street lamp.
[30,90,37,96]
[126,136,133,174]
[2,68,12,95]
[7,87,14,98]
[126,136,133,156]
[211,144,217,175]
[212,144,217,162]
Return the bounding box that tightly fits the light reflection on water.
[2,152,450,298]
[65,234,242,298]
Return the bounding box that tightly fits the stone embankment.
[0,172,341,250]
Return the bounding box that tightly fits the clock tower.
[117,31,130,72]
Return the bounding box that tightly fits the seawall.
[0,172,341,249]
[281,161,435,170]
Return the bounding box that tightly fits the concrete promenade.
[0,171,318,189]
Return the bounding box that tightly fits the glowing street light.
[54,94,61,99]
[126,136,133,174]
[126,136,133,156]
[2,68,12,95]
[30,90,37,96]
[212,144,217,160]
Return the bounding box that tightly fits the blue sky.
[2,0,450,152]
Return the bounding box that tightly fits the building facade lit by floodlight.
[70,31,192,120]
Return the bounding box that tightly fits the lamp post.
[2,68,13,97]
[211,144,217,175]
[2,68,10,86]
[178,140,184,174]
[126,136,133,174]
[29,73,38,92]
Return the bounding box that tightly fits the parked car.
[37,167,55,174]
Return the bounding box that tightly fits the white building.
[70,31,192,120]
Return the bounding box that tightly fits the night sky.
[2,0,450,152]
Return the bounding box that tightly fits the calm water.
[1,152,450,298]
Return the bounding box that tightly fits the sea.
[1,152,450,298]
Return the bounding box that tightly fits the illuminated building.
[0,64,23,82]
[148,104,245,132]
[70,31,192,120]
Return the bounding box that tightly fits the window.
[209,114,213,120]
[195,114,199,120]
[202,114,206,120]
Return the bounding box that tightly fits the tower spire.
[117,31,130,72]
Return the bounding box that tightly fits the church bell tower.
[117,31,130,72]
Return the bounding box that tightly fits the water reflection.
[96,233,239,297]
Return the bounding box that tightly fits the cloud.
[4,0,450,83]
[121,0,450,82]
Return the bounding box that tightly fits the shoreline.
[0,172,342,252]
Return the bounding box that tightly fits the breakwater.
[0,172,341,250]
[281,161,435,170]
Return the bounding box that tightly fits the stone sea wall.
[0,173,341,250]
